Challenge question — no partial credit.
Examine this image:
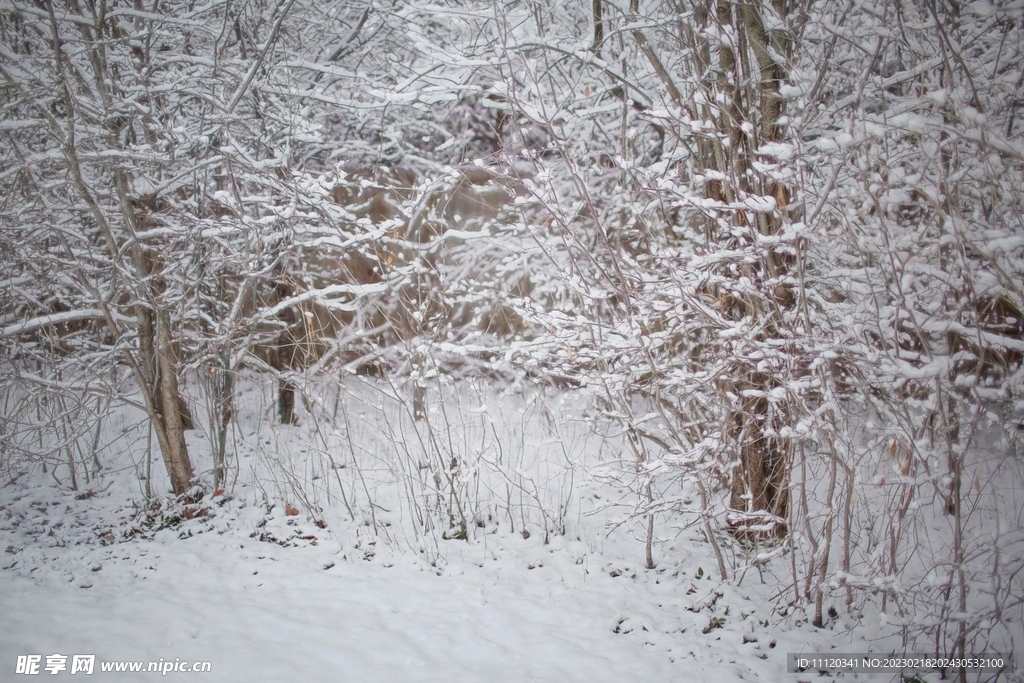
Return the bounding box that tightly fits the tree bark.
[156,311,195,494]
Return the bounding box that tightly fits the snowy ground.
[0,477,854,683]
[1,380,1020,682]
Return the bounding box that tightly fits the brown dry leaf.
[183,506,209,520]
[284,504,300,516]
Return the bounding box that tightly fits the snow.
[0,379,922,683]
[2,310,114,339]
[2,536,680,681]
[1,483,791,683]
[4,0,1024,679]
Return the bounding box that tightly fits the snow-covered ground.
[1,474,817,682]
[1,379,1020,682]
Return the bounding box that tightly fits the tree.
[417,4,1023,654]
[0,0,315,494]
[436,0,813,570]
[793,0,1024,655]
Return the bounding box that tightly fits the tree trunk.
[718,0,793,531]
[156,313,195,495]
[132,248,195,496]
[209,353,234,488]
[279,377,297,425]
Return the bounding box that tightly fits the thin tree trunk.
[156,312,194,495]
